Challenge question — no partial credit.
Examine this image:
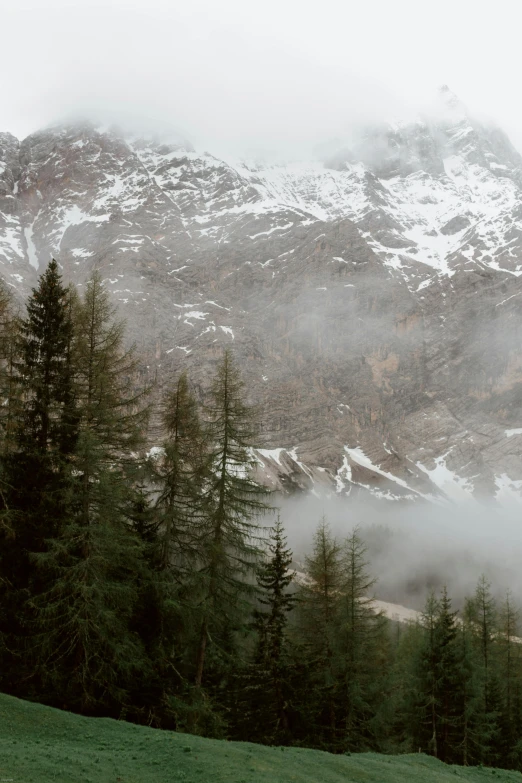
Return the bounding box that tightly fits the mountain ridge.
[2,99,522,504]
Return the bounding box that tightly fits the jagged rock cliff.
[2,88,522,503]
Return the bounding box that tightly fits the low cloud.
[278,493,522,612]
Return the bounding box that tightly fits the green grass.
[0,692,520,783]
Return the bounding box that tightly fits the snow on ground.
[371,599,421,624]
[416,449,474,502]
[495,473,522,504]
[54,205,111,250]
[24,223,39,269]
[0,225,24,263]
[257,448,287,467]
[344,446,430,501]
[505,428,522,437]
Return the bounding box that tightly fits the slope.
[0,692,520,783]
[2,89,522,502]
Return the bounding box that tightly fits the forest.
[0,260,521,772]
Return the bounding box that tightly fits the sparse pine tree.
[497,591,522,768]
[297,515,342,748]
[336,526,388,751]
[193,349,270,689]
[466,574,502,763]
[152,372,207,572]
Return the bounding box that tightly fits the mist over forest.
[3,0,522,778]
[281,494,522,610]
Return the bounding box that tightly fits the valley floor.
[0,693,520,783]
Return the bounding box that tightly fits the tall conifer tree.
[337,526,387,751]
[0,260,78,695]
[297,516,342,747]
[32,272,149,714]
[245,515,295,744]
[194,349,270,688]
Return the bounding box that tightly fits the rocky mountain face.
[2,87,522,504]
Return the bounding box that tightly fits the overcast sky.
[3,0,522,157]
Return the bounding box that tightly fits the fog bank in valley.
[276,493,522,612]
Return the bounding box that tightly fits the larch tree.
[497,591,522,766]
[297,515,342,747]
[152,372,207,573]
[336,526,387,751]
[132,372,208,727]
[193,349,270,689]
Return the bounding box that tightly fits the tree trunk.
[195,618,208,687]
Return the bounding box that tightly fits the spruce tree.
[432,587,463,763]
[245,515,295,744]
[31,272,149,714]
[16,260,77,463]
[5,260,78,545]
[414,588,465,764]
[0,260,78,696]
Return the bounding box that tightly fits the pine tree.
[467,574,502,763]
[31,272,150,714]
[297,515,342,748]
[336,526,387,751]
[433,587,463,763]
[0,260,78,696]
[497,591,522,767]
[414,588,466,764]
[472,575,497,714]
[0,278,19,461]
[16,260,77,463]
[152,372,207,572]
[130,373,208,727]
[193,349,270,689]
[245,515,295,744]
[456,600,485,766]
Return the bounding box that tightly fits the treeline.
[0,261,522,772]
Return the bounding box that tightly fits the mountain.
[2,89,522,503]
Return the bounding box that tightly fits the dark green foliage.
[335,527,389,752]
[238,516,296,744]
[296,516,342,749]
[3,261,522,774]
[0,261,79,696]
[30,271,150,714]
[152,372,207,572]
[193,349,271,689]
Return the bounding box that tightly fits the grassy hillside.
[0,692,521,783]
